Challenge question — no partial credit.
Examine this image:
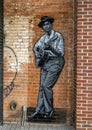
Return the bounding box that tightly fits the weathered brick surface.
[76,0,92,129]
[4,0,74,124]
[3,0,92,129]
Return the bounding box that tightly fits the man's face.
[42,21,52,33]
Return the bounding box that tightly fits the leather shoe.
[28,111,39,119]
[44,111,53,119]
[28,111,44,120]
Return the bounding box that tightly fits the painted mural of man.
[30,16,65,119]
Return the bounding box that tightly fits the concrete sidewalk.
[0,123,75,130]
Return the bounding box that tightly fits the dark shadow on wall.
[0,0,4,125]
[27,107,67,124]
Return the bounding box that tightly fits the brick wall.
[4,16,29,121]
[3,0,92,128]
[4,0,74,124]
[76,0,92,129]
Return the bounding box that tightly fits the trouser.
[36,61,64,114]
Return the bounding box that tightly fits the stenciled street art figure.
[29,16,65,120]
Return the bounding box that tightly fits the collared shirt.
[33,30,65,69]
[33,30,64,58]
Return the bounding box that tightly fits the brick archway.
[2,0,79,127]
[2,0,92,129]
[3,0,76,126]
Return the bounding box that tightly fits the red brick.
[76,0,92,129]
[4,0,74,125]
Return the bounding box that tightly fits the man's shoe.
[28,111,39,119]
[28,111,44,120]
[44,111,53,119]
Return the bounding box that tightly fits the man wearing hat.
[29,16,65,119]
